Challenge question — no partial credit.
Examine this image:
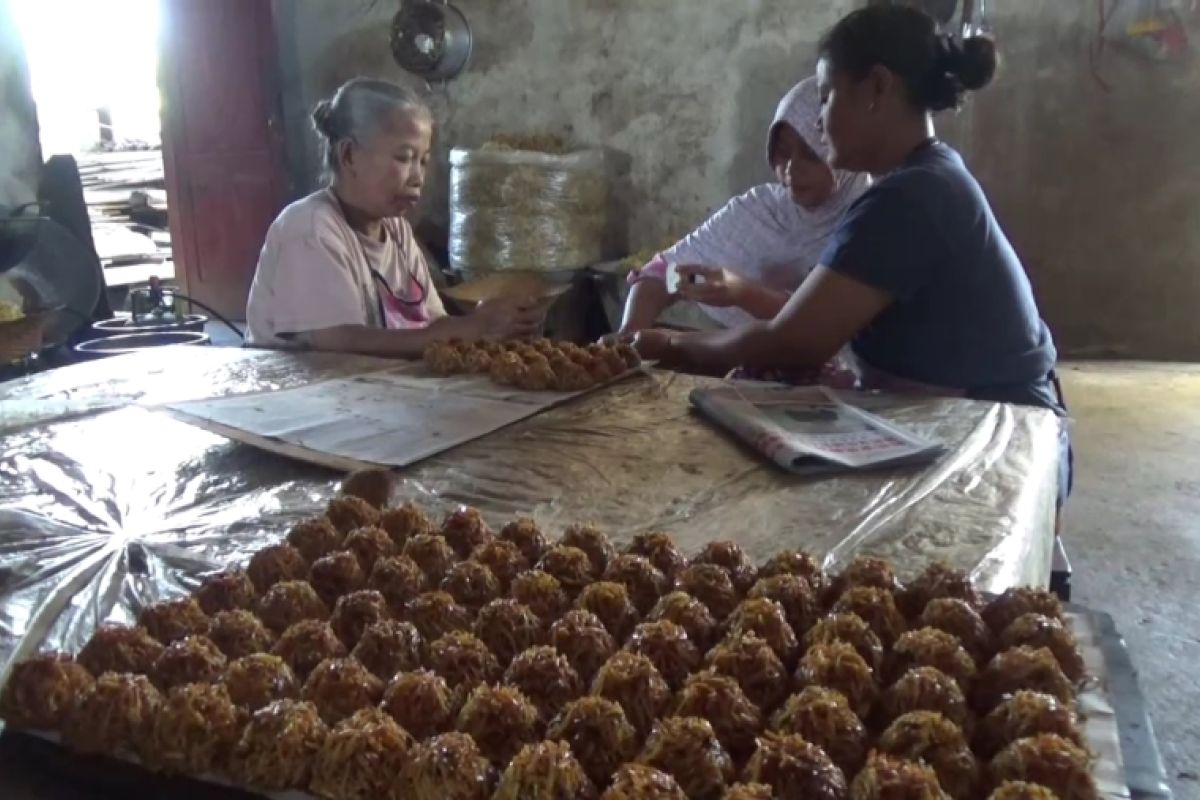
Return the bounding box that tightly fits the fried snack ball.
[287,517,344,564]
[988,782,1060,800]
[352,619,424,681]
[626,531,689,580]
[308,551,367,610]
[248,543,310,593]
[310,706,414,800]
[229,699,328,791]
[757,549,828,592]
[976,690,1084,760]
[547,696,640,789]
[706,631,790,713]
[831,586,908,647]
[195,568,257,615]
[512,569,571,624]
[272,620,347,680]
[470,539,529,592]
[889,627,978,691]
[919,598,995,664]
[560,524,616,575]
[455,684,541,766]
[648,590,720,652]
[380,502,434,548]
[638,716,735,800]
[62,672,161,757]
[723,784,774,800]
[369,554,429,613]
[989,734,1098,800]
[428,631,502,696]
[973,646,1076,713]
[399,731,495,800]
[139,597,211,645]
[474,599,544,666]
[748,573,821,637]
[404,590,473,642]
[343,526,397,573]
[500,517,549,564]
[441,560,502,611]
[208,609,275,659]
[591,650,672,737]
[504,646,584,722]
[742,731,849,800]
[257,579,329,634]
[551,610,617,683]
[382,669,457,740]
[77,624,164,676]
[793,641,878,719]
[302,657,384,725]
[491,351,528,387]
[463,345,495,375]
[602,764,688,800]
[441,506,494,559]
[692,541,759,595]
[325,495,382,535]
[828,555,901,602]
[153,634,227,690]
[675,564,740,622]
[901,562,981,619]
[725,597,800,666]
[328,589,389,648]
[627,620,700,691]
[402,533,458,584]
[999,614,1086,683]
[882,667,971,730]
[603,554,669,615]
[0,652,94,731]
[537,545,597,597]
[804,613,886,673]
[983,588,1064,636]
[494,739,597,800]
[223,653,299,711]
[339,467,394,510]
[849,752,949,800]
[575,581,641,642]
[146,682,242,775]
[670,669,763,762]
[425,341,467,376]
[878,711,980,800]
[551,361,595,392]
[769,686,869,778]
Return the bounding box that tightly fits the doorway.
[12,0,174,299]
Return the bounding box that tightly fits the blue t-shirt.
[820,141,1060,411]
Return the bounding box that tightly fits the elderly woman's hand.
[468,295,546,341]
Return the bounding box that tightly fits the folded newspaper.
[689,384,945,474]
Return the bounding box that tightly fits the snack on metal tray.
[901,562,981,618]
[309,707,415,800]
[706,631,790,713]
[626,619,701,691]
[77,624,164,676]
[145,682,242,775]
[229,699,328,791]
[503,645,583,722]
[194,568,258,615]
[590,650,671,737]
[470,539,529,592]
[877,711,980,800]
[381,669,458,740]
[889,627,978,690]
[0,652,94,731]
[139,597,211,645]
[998,613,1087,683]
[724,597,800,666]
[248,544,310,593]
[500,517,550,564]
[62,672,162,758]
[637,715,735,800]
[601,764,688,800]
[402,534,459,585]
[428,630,502,697]
[793,641,878,719]
[272,620,347,681]
[574,580,641,642]
[473,598,544,666]
[988,734,1098,800]
[257,579,329,634]
[748,573,821,638]
[405,590,474,642]
[669,669,763,762]
[493,740,598,800]
[692,540,759,595]
[343,526,397,573]
[804,613,886,673]
[287,517,344,564]
[768,686,868,777]
[301,657,385,725]
[223,653,299,712]
[919,598,995,664]
[328,589,389,649]
[380,502,434,548]
[983,587,1065,636]
[455,683,541,766]
[675,564,741,622]
[648,590,720,652]
[625,530,689,580]
[546,696,639,789]
[830,586,908,647]
[399,731,494,800]
[325,495,382,535]
[973,646,1076,713]
[153,635,227,691]
[882,666,971,731]
[442,506,494,559]
[537,545,597,598]
[338,467,394,510]
[560,524,616,575]
[208,609,275,659]
[368,554,429,613]
[550,609,617,683]
[849,752,948,800]
[309,551,368,608]
[351,619,424,681]
[757,549,827,593]
[976,690,1084,760]
[441,560,502,611]
[742,731,849,800]
[603,554,669,615]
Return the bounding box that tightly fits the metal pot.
[92,314,209,336]
[391,0,473,82]
[73,331,211,359]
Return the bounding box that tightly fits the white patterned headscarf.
[662,77,870,328]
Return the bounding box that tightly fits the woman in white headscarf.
[620,77,869,333]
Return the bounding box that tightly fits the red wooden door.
[159,0,287,319]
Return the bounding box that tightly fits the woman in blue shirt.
[634,5,1062,415]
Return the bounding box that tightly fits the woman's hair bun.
[952,36,997,91]
[311,99,336,139]
[927,33,997,111]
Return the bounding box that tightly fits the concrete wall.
[274,0,1200,360]
[0,0,41,211]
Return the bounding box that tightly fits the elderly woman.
[246,78,542,354]
[619,77,869,335]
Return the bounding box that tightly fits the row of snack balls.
[0,476,1094,800]
[423,337,641,393]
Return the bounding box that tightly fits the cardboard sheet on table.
[162,364,643,471]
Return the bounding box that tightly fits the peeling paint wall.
[0,0,41,211]
[274,0,1200,359]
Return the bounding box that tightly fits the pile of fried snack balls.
[424,338,641,393]
[0,468,1097,800]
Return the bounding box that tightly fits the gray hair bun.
[311,78,433,179]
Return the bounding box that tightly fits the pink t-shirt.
[245,189,446,347]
